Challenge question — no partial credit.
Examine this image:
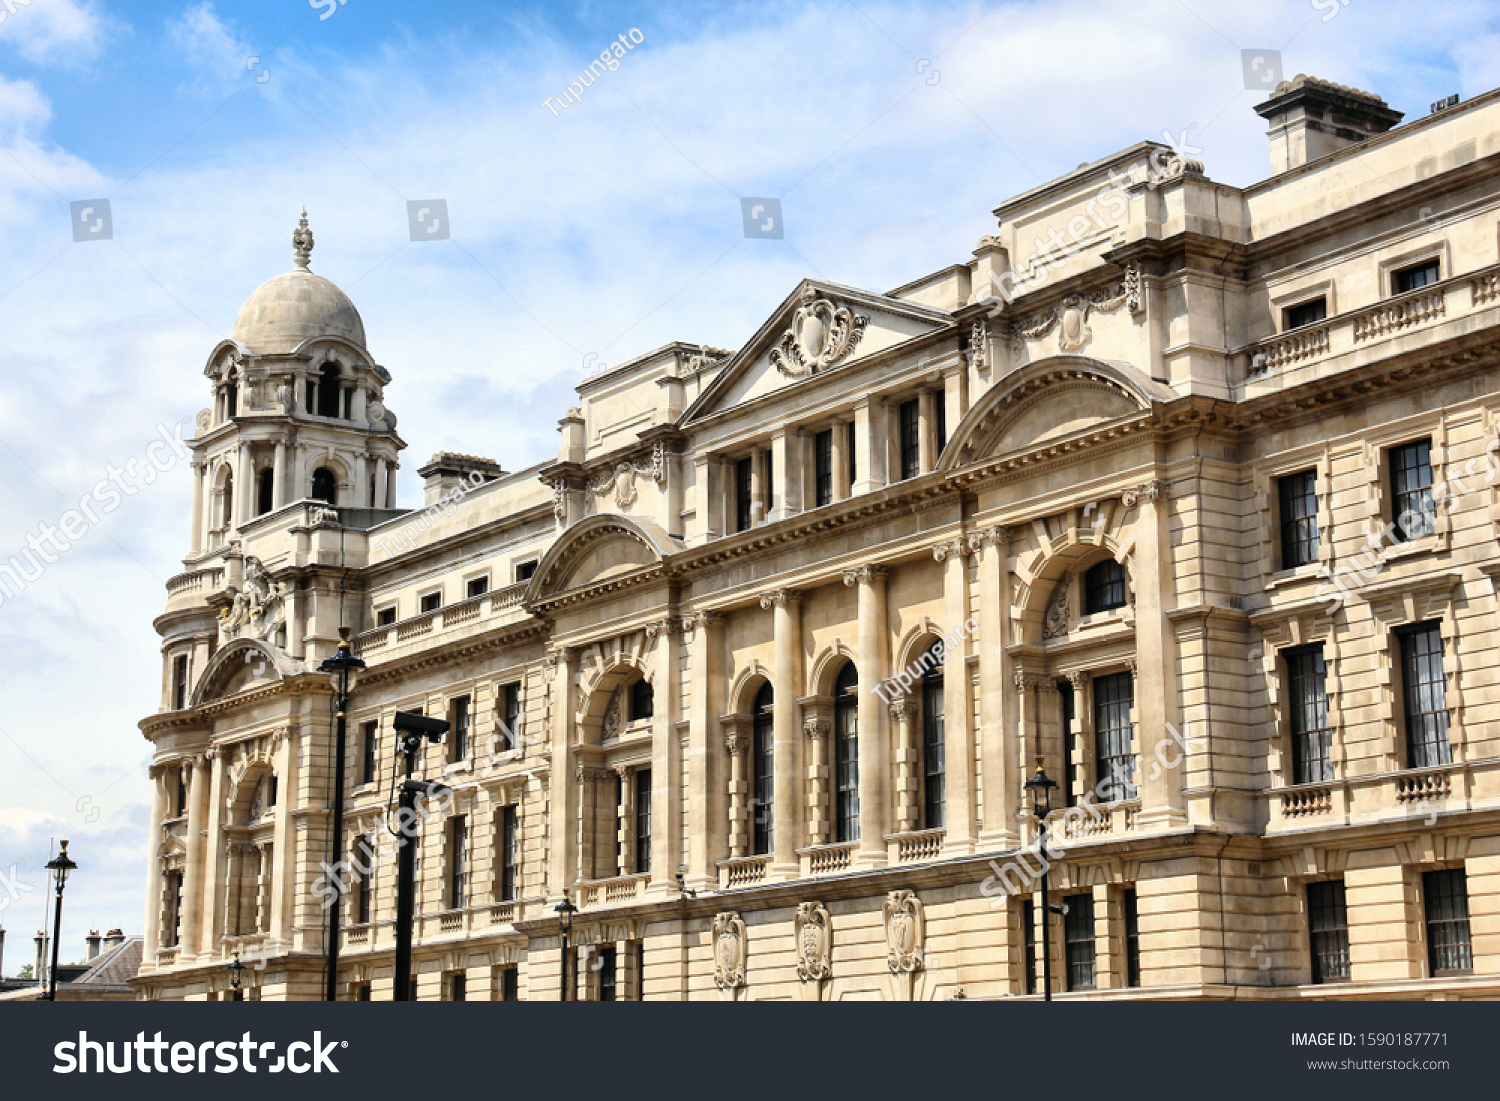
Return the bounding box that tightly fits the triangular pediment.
[685,280,954,422]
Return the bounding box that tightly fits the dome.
[230,210,367,354]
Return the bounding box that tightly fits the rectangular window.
[1393,259,1441,295]
[629,678,654,721]
[598,946,618,1002]
[448,973,466,1001]
[934,392,947,456]
[921,669,945,830]
[631,941,646,1001]
[1400,622,1451,768]
[1084,560,1127,614]
[172,655,189,710]
[466,575,489,599]
[420,591,442,613]
[450,695,471,761]
[167,871,184,947]
[752,717,774,856]
[814,429,833,507]
[499,682,521,752]
[1022,899,1036,995]
[499,968,519,1001]
[1123,888,1140,988]
[1389,439,1435,542]
[376,605,397,627]
[735,456,753,532]
[448,816,467,909]
[764,450,774,516]
[1093,672,1136,801]
[360,720,378,785]
[353,834,374,925]
[634,768,652,875]
[1278,469,1320,568]
[499,805,519,901]
[1307,880,1350,984]
[1284,297,1327,330]
[1286,645,1332,785]
[1423,869,1472,975]
[847,422,857,487]
[355,984,371,1001]
[1064,894,1096,991]
[515,559,538,582]
[175,772,188,818]
[899,399,921,481]
[835,701,860,843]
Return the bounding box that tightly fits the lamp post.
[390,711,449,1001]
[227,957,244,999]
[1023,758,1059,1002]
[43,841,77,1002]
[555,899,576,1001]
[318,626,367,1003]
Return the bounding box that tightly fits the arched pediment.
[192,638,301,706]
[938,356,1173,472]
[526,515,680,601]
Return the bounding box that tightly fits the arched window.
[833,662,860,843]
[312,467,338,505]
[921,652,945,830]
[221,472,234,528]
[751,683,774,856]
[316,362,342,418]
[225,382,238,419]
[257,468,274,516]
[1084,559,1128,614]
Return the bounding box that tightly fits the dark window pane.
[751,684,774,855]
[1285,297,1327,329]
[635,768,652,875]
[934,393,947,457]
[1278,470,1320,568]
[1394,260,1440,294]
[735,457,753,532]
[1022,899,1036,995]
[421,591,441,613]
[500,805,519,901]
[376,606,397,626]
[921,662,945,830]
[173,655,189,711]
[515,560,537,582]
[1390,440,1435,542]
[1093,672,1136,801]
[1084,559,1128,614]
[834,663,860,842]
[598,946,618,1001]
[1123,888,1140,988]
[1286,646,1332,784]
[449,973,466,1001]
[1423,869,1472,975]
[899,399,920,480]
[312,467,338,505]
[814,429,833,507]
[500,968,519,1001]
[500,682,521,752]
[847,422,857,486]
[1400,623,1451,768]
[1308,880,1350,983]
[466,575,489,598]
[448,816,467,908]
[630,678,654,721]
[360,720,378,785]
[1064,894,1096,991]
[1060,680,1077,807]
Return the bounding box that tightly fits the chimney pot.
[1255,74,1404,174]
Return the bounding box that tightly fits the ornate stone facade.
[138,79,1500,1001]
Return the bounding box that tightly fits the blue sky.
[1,0,1497,965]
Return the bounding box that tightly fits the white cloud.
[0,0,106,66]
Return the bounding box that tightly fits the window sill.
[1266,563,1323,591]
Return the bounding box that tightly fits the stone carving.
[1010,281,1133,355]
[1122,480,1169,507]
[1058,295,1093,352]
[292,208,314,269]
[1124,262,1143,314]
[758,588,800,609]
[724,733,749,756]
[841,565,889,587]
[1043,587,1070,639]
[931,538,969,562]
[802,717,830,740]
[549,478,567,524]
[575,765,611,784]
[769,287,868,378]
[218,557,287,645]
[966,319,987,371]
[587,442,665,511]
[712,911,747,990]
[601,692,622,740]
[794,901,832,982]
[887,696,917,723]
[884,889,925,974]
[195,408,212,434]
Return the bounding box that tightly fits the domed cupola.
[231,209,367,354]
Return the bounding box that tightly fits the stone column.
[648,617,682,893]
[547,648,579,901]
[852,399,887,495]
[845,566,890,865]
[236,442,252,529]
[771,430,799,521]
[748,449,764,527]
[918,391,935,474]
[976,528,1018,844]
[944,367,967,441]
[269,728,294,946]
[189,461,205,554]
[725,729,749,859]
[890,697,919,833]
[802,716,830,846]
[201,750,226,958]
[761,588,803,877]
[614,765,634,877]
[937,539,976,850]
[272,441,287,509]
[291,444,306,505]
[182,756,209,956]
[385,462,398,508]
[830,421,850,502]
[576,768,603,884]
[143,765,169,966]
[686,613,726,890]
[1128,480,1185,828]
[373,459,389,514]
[353,453,369,507]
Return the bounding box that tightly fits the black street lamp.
[555,899,576,1001]
[227,957,244,998]
[318,625,367,1002]
[390,711,448,1001]
[43,840,77,1002]
[1023,758,1060,1002]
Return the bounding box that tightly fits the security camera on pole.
[390,711,449,1001]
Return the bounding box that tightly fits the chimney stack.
[103,928,126,954]
[1255,75,1403,174]
[86,930,102,961]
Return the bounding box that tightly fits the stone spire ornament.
[292,208,314,270]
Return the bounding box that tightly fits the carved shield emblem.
[712,911,747,989]
[794,900,832,982]
[884,889,925,974]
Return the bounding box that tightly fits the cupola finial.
[292,208,314,270]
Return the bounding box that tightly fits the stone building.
[136,76,1500,1000]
